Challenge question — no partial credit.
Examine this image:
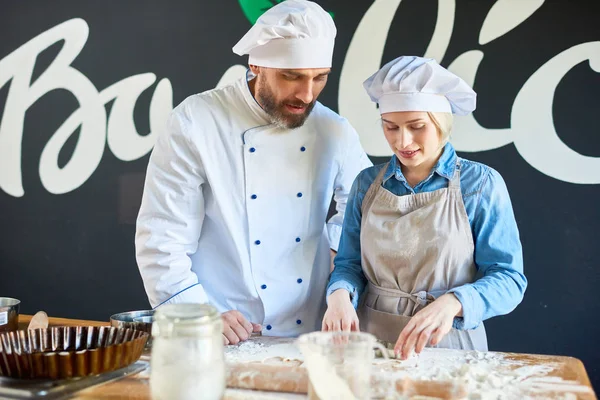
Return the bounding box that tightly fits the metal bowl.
[109,310,154,348]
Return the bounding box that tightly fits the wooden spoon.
[27,311,49,330]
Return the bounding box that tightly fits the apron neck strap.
[449,159,462,188]
[361,163,389,215]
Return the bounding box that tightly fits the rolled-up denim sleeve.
[449,168,527,330]
[327,173,369,309]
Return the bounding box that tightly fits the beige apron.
[357,161,487,351]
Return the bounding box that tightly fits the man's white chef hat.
[363,56,476,115]
[232,0,336,69]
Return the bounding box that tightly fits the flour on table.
[372,348,593,399]
[225,339,592,399]
[225,339,303,364]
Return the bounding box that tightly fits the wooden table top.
[14,315,597,399]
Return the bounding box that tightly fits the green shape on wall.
[238,0,334,25]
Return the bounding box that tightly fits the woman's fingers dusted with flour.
[394,293,463,359]
[322,289,360,332]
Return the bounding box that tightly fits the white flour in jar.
[151,364,225,400]
[150,338,226,400]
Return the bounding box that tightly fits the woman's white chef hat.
[232,0,336,69]
[363,56,476,115]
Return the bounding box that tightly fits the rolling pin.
[226,363,467,398]
[227,363,308,393]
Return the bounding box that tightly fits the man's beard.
[256,76,316,129]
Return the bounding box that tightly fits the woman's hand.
[394,293,462,359]
[322,289,360,332]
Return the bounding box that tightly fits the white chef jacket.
[135,71,372,337]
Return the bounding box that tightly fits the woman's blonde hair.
[428,112,454,144]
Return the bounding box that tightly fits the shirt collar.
[238,69,273,125]
[383,143,457,184]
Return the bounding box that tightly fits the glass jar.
[297,331,389,400]
[150,303,225,400]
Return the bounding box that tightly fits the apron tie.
[367,282,434,307]
[414,290,430,306]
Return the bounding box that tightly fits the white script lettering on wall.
[0,19,174,197]
[1,2,599,198]
[0,17,248,197]
[339,0,600,184]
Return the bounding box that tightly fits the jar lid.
[152,304,221,338]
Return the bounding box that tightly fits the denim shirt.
[327,143,527,330]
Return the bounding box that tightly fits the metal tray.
[0,360,148,399]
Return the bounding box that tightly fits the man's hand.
[221,310,262,345]
[394,293,462,359]
[322,289,360,332]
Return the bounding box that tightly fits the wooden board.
[223,337,597,399]
[505,352,594,388]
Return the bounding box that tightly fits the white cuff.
[327,223,343,252]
